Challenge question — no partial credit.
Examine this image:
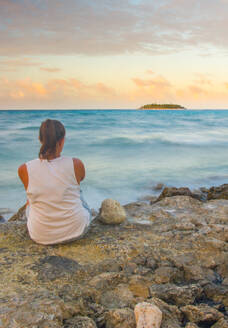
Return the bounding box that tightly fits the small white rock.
[134,302,162,328]
[99,199,126,225]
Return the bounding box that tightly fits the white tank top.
[26,156,90,245]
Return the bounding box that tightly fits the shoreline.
[0,183,227,327]
[1,182,225,222]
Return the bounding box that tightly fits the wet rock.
[124,201,154,221]
[181,304,224,324]
[138,195,158,203]
[99,199,126,224]
[106,308,136,328]
[9,204,27,222]
[0,214,5,223]
[153,183,165,191]
[63,315,97,328]
[207,184,228,200]
[135,302,162,328]
[155,187,203,203]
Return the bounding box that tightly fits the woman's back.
[26,156,90,245]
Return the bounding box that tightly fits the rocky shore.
[0,185,227,327]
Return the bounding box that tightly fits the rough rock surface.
[155,187,206,203]
[99,198,126,224]
[0,192,227,327]
[134,302,162,327]
[207,184,228,201]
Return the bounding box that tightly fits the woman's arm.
[18,164,29,190]
[73,158,85,184]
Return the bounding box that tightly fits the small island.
[139,103,186,110]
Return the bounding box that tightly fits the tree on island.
[139,103,185,109]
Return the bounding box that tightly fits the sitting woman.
[18,119,92,245]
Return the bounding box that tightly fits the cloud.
[0,76,116,108]
[130,72,228,108]
[132,75,172,89]
[1,0,228,56]
[0,57,42,71]
[40,67,61,73]
[194,73,213,86]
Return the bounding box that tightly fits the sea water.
[1,109,228,216]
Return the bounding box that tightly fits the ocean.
[1,109,228,218]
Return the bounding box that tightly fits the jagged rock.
[155,187,203,203]
[149,298,183,328]
[98,284,135,309]
[0,214,5,222]
[149,283,203,306]
[134,302,162,328]
[153,266,183,284]
[8,204,27,222]
[106,308,136,328]
[0,191,228,327]
[207,184,228,200]
[185,323,199,328]
[211,318,228,328]
[128,275,150,298]
[181,304,224,324]
[63,316,97,328]
[153,183,165,191]
[99,199,126,224]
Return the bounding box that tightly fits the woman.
[18,119,92,245]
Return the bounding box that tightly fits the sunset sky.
[1,0,228,109]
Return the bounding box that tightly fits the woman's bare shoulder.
[72,158,85,184]
[18,163,29,190]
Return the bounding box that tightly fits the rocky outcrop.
[154,187,206,203]
[207,184,228,201]
[0,194,227,327]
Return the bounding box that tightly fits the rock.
[8,204,27,222]
[207,184,228,200]
[0,214,5,223]
[0,189,228,328]
[129,275,150,298]
[181,304,224,324]
[153,183,165,191]
[153,266,183,284]
[185,323,199,328]
[63,315,97,327]
[99,199,126,224]
[98,284,134,309]
[150,297,183,328]
[149,283,203,306]
[211,318,228,328]
[134,302,162,328]
[106,308,136,328]
[124,201,152,217]
[155,187,203,203]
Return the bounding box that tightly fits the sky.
[0,0,228,109]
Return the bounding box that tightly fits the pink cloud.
[40,67,61,73]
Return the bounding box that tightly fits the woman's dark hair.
[39,119,65,159]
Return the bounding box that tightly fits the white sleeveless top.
[26,156,90,245]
